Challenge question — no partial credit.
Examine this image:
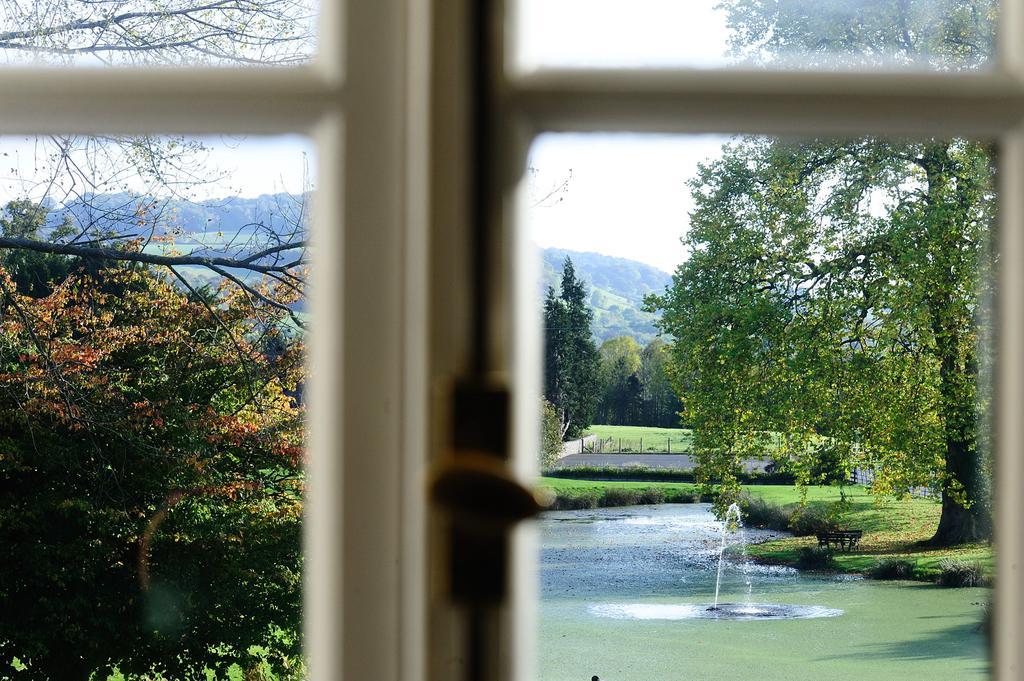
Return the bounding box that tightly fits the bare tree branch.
[0,235,306,276]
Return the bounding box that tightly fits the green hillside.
[541,248,673,344]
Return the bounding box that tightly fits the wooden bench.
[816,530,863,551]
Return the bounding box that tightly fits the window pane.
[513,0,996,71]
[0,1,317,66]
[0,134,312,680]
[528,133,994,680]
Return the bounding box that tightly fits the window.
[455,2,1024,680]
[0,2,428,680]
[4,1,1024,679]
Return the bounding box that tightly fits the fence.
[850,465,933,497]
[583,436,692,454]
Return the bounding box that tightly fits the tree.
[0,262,305,679]
[0,200,77,298]
[0,139,312,331]
[540,398,564,469]
[544,257,600,440]
[0,0,317,319]
[649,0,998,543]
[0,7,313,678]
[649,137,994,544]
[596,336,643,425]
[638,339,683,428]
[720,0,995,71]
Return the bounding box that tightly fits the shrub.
[636,487,665,505]
[795,546,835,571]
[539,466,796,485]
[936,559,989,587]
[664,490,700,504]
[600,487,640,507]
[549,490,600,510]
[865,558,916,580]
[787,505,839,536]
[739,494,792,531]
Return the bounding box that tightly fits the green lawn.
[582,425,693,452]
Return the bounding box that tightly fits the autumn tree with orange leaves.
[0,251,306,679]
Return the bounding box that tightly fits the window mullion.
[507,69,1024,137]
[1000,0,1024,76]
[995,128,1024,681]
[0,67,336,134]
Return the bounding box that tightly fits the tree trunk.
[930,433,991,545]
[927,291,991,545]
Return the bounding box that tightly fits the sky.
[517,0,735,274]
[525,134,732,274]
[514,0,732,70]
[0,134,315,206]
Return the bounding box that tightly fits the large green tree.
[650,0,998,543]
[544,257,600,440]
[650,137,994,544]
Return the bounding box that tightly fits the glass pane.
[0,1,317,66]
[0,134,312,680]
[513,0,997,71]
[528,133,994,680]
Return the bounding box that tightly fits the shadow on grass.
[817,619,988,664]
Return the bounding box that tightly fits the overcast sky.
[514,0,732,70]
[525,134,731,274]
[0,134,314,206]
[517,0,734,274]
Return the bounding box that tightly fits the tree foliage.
[0,199,77,298]
[0,256,305,679]
[720,0,996,70]
[540,398,564,469]
[544,257,600,440]
[649,0,999,541]
[595,336,682,428]
[649,137,994,543]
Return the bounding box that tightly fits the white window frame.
[0,2,431,681]
[1,1,1022,680]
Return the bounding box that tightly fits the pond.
[539,504,990,681]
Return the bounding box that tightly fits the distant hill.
[44,192,308,243]
[29,195,671,343]
[541,248,674,345]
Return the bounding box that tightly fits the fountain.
[585,502,844,622]
[710,502,744,611]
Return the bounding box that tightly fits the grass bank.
[536,478,994,581]
[740,485,994,580]
[538,476,704,509]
